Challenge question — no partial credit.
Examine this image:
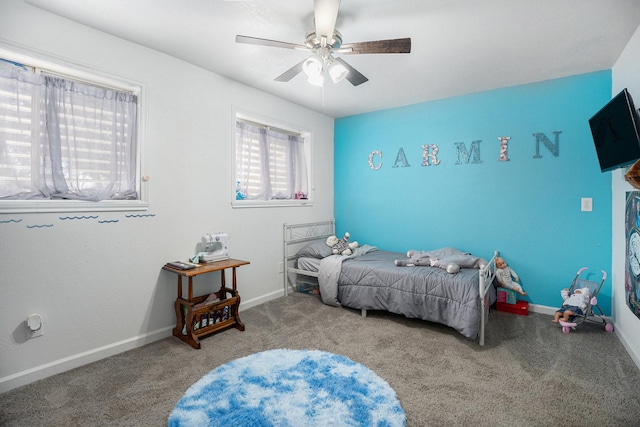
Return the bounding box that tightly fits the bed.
[283,220,498,345]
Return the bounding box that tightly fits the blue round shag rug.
[168,349,406,426]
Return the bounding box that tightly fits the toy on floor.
[558,320,577,334]
[553,267,613,334]
[553,287,590,324]
[495,257,526,296]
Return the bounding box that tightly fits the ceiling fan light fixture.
[307,73,325,87]
[236,1,412,89]
[302,56,323,78]
[328,60,348,83]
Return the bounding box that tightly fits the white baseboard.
[527,303,557,316]
[0,289,286,394]
[614,327,640,370]
[0,327,173,394]
[240,288,284,311]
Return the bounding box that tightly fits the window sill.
[0,199,149,214]
[231,199,314,209]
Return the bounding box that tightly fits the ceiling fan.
[235,0,411,87]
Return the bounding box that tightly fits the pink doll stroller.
[558,267,613,334]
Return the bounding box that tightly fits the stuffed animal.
[394,251,433,266]
[326,232,359,256]
[394,250,461,273]
[395,248,487,274]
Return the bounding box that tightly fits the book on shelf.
[166,261,198,270]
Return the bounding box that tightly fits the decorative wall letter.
[421,144,441,166]
[498,136,511,161]
[454,140,483,165]
[533,131,561,158]
[392,147,410,168]
[368,150,383,170]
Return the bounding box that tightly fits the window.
[0,49,145,213]
[233,112,312,207]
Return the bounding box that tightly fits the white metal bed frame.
[283,220,497,345]
[283,219,335,296]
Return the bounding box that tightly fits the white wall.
[612,24,640,368]
[0,0,334,392]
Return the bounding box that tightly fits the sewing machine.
[194,232,230,263]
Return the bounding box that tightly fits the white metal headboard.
[283,220,335,296]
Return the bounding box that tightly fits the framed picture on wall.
[625,191,640,318]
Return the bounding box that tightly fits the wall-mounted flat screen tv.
[589,88,640,172]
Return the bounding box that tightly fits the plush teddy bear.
[326,232,359,256]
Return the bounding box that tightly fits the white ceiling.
[23,0,640,118]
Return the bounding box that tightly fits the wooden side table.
[162,258,249,349]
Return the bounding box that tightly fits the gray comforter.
[319,244,379,306]
[318,248,495,339]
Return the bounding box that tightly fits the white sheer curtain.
[0,61,138,201]
[235,120,308,200]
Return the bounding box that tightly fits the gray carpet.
[1,293,639,426]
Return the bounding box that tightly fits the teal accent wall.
[334,71,613,314]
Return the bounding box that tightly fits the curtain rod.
[237,118,302,138]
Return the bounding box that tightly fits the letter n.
[533,131,561,158]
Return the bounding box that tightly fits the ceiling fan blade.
[335,57,368,86]
[274,58,307,82]
[236,35,309,51]
[341,38,411,54]
[314,0,340,42]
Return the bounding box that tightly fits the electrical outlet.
[278,261,284,273]
[581,197,593,212]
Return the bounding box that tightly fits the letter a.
[392,147,410,168]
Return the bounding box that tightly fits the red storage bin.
[496,300,529,316]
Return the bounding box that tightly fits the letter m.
[454,140,483,165]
